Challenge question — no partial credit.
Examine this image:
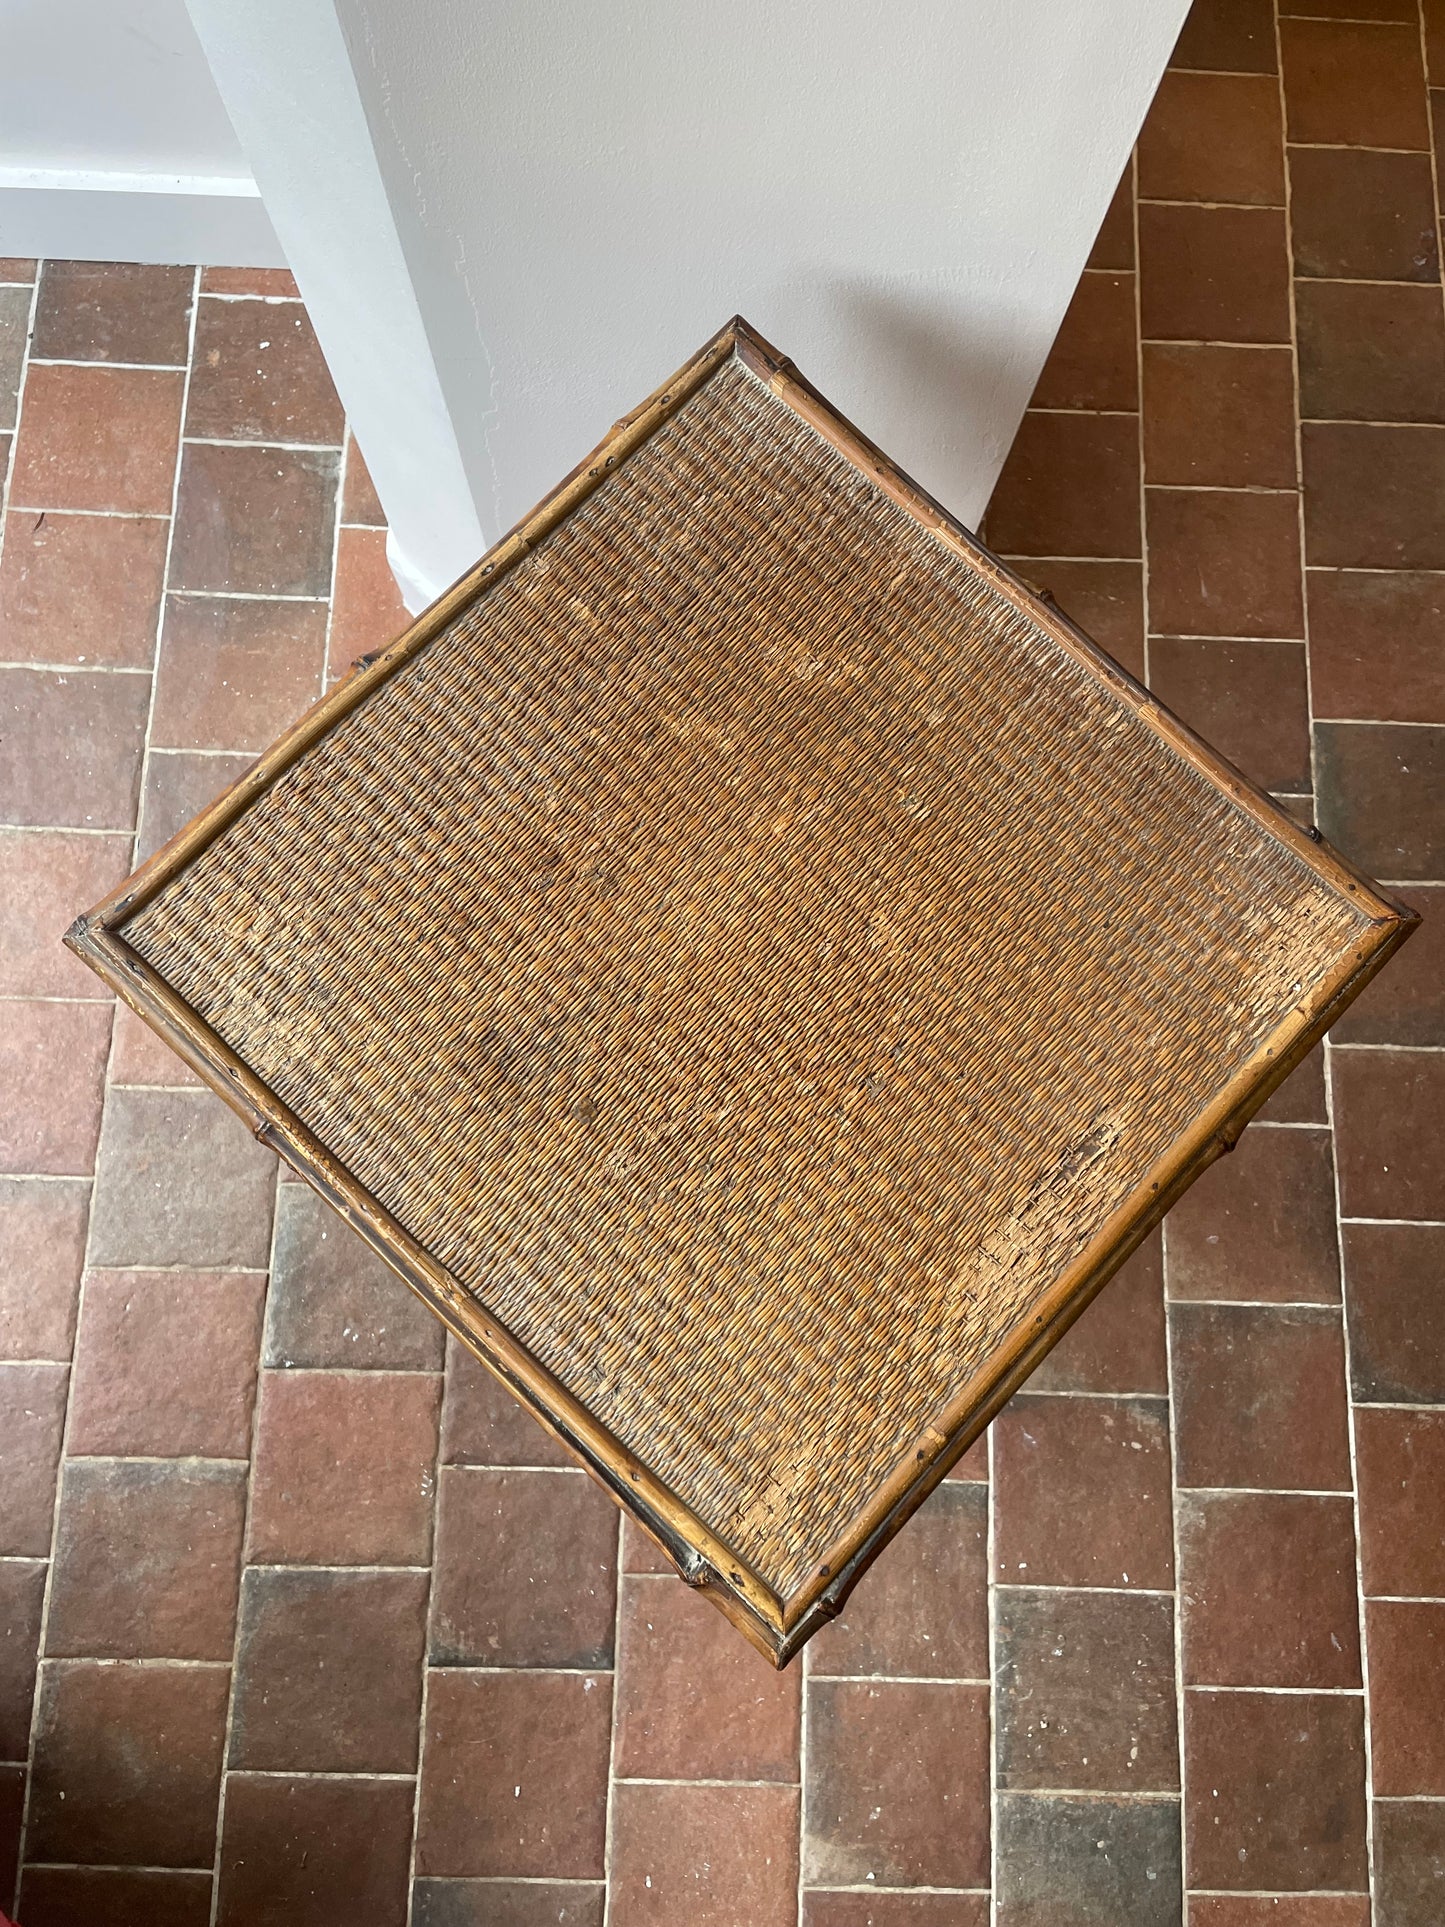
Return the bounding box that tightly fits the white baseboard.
[0,170,285,267]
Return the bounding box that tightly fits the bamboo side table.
[67,318,1414,1665]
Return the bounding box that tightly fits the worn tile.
[1004,557,1145,679]
[1297,282,1445,430]
[10,363,182,513]
[996,1586,1178,1791]
[0,507,168,672]
[1028,1230,1167,1393]
[151,594,325,752]
[1316,724,1445,881]
[170,441,339,595]
[440,1333,573,1466]
[89,1087,277,1269]
[1151,637,1311,792]
[200,267,300,298]
[1258,1043,1328,1124]
[1303,424,1445,572]
[230,1565,426,1772]
[439,1341,574,1456]
[1368,1601,1445,1795]
[136,747,254,863]
[0,1761,19,1898]
[1373,1797,1445,1927]
[1138,70,1284,206]
[18,1867,213,1927]
[27,1659,228,1866]
[429,1466,616,1668]
[995,1792,1182,1927]
[1164,1123,1339,1303]
[0,827,128,997]
[215,1772,415,1927]
[110,1000,202,1087]
[0,285,29,433]
[1172,1302,1351,1492]
[341,432,385,524]
[1171,0,1276,74]
[0,258,35,281]
[1185,1688,1366,1890]
[0,664,149,829]
[1356,1408,1445,1598]
[803,1897,988,1927]
[614,1573,799,1781]
[985,412,1140,559]
[45,1457,246,1661]
[413,1881,604,1927]
[31,260,192,366]
[0,998,110,1177]
[266,1181,443,1370]
[0,1557,44,1758]
[809,1478,986,1680]
[246,1367,440,1565]
[804,1678,989,1889]
[1332,1047,1445,1222]
[1280,19,1429,151]
[187,296,342,445]
[1087,163,1135,271]
[621,1513,678,1575]
[1146,490,1303,639]
[1139,203,1290,343]
[993,1393,1175,1589]
[1030,270,1137,411]
[1143,343,1296,488]
[0,1175,87,1360]
[611,1782,798,1927]
[67,1267,263,1457]
[0,1359,67,1555]
[1180,1490,1360,1688]
[1188,1899,1369,1926]
[1289,148,1440,282]
[326,524,410,682]
[1309,572,1445,726]
[416,1668,609,1877]
[1343,1221,1445,1403]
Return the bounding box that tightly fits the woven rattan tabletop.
[68,318,1414,1664]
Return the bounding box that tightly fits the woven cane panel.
[127,356,1367,1596]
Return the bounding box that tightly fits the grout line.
[992,1580,1176,1597]
[602,1510,625,1927]
[1184,1683,1364,1696]
[612,1776,801,1790]
[1144,482,1299,496]
[1138,195,1286,210]
[224,1767,417,1783]
[1331,1038,1445,1048]
[1162,1178,1190,1921]
[34,1655,231,1672]
[987,1409,1000,1927]
[1366,1592,1445,1603]
[995,1787,1182,1802]
[196,291,303,306]
[153,588,329,605]
[806,1673,992,1686]
[806,1885,992,1896]
[0,661,152,676]
[0,267,42,637]
[1287,142,1432,155]
[22,1861,218,1876]
[2,503,170,520]
[27,356,188,372]
[1174,1484,1355,1497]
[403,1453,441,1924]
[319,414,348,696]
[1340,1218,1445,1228]
[181,434,342,454]
[208,1151,279,1927]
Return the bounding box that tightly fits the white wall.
[0,0,282,264]
[329,0,1189,550]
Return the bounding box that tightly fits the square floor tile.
[88,1087,277,1268]
[610,1781,798,1927]
[1171,1302,1351,1491]
[10,363,182,513]
[215,1772,415,1927]
[1164,1123,1339,1304]
[0,509,169,669]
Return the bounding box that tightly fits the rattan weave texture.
[126,353,1369,1599]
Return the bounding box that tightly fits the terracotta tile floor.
[1,1,1443,1917]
